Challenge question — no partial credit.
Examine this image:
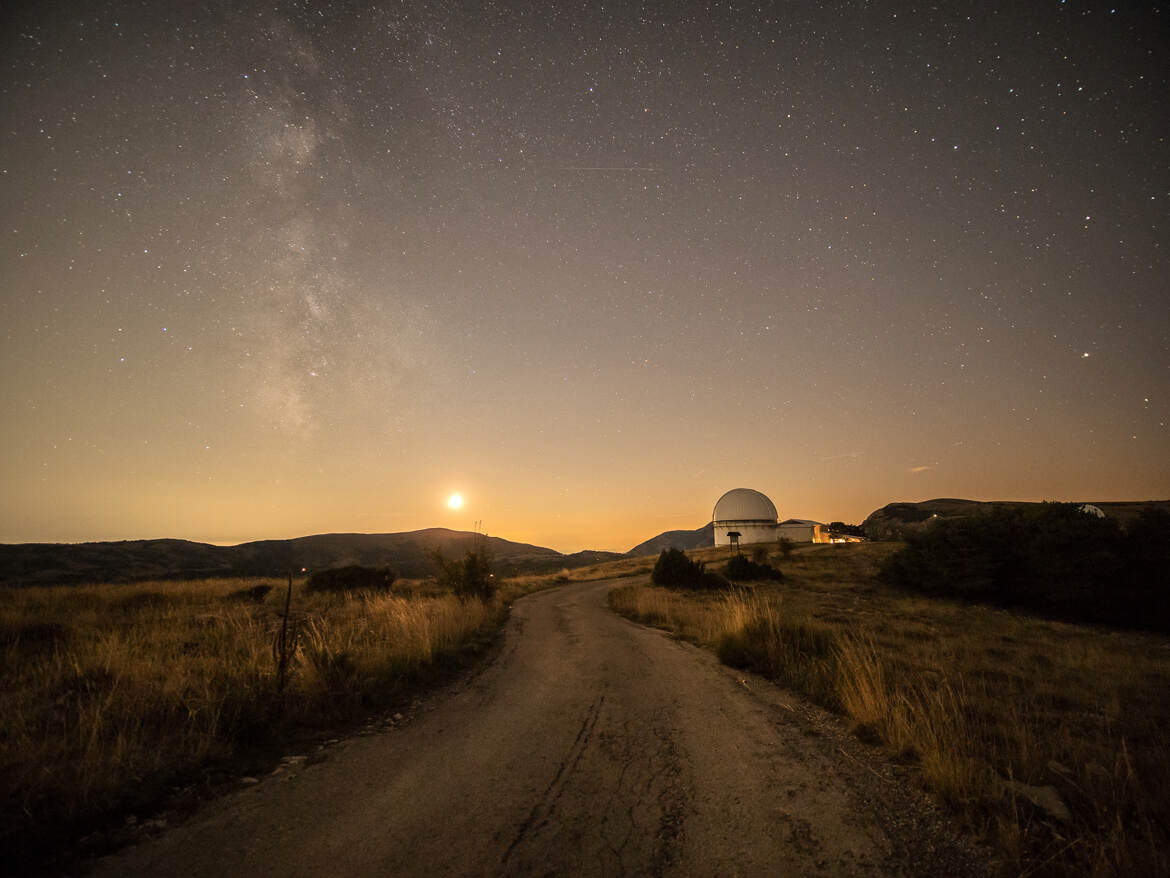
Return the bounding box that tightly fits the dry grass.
[493,554,659,600]
[607,542,1170,878]
[0,574,544,872]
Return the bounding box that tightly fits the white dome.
[713,488,778,523]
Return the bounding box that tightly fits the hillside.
[862,498,1170,540]
[626,522,714,557]
[0,529,624,587]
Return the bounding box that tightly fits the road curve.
[91,579,990,877]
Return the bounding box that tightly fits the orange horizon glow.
[2,4,1166,558]
[3,478,1162,556]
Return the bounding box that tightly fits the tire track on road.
[501,694,605,865]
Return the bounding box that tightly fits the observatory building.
[712,488,779,547]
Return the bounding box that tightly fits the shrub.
[651,548,729,590]
[306,565,396,593]
[827,521,865,538]
[726,553,784,582]
[699,569,730,590]
[431,541,496,601]
[879,503,1170,631]
[651,548,694,586]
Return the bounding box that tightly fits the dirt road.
[91,579,990,877]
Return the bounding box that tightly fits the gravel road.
[90,578,992,877]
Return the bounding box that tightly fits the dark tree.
[878,503,1169,631]
[306,565,396,593]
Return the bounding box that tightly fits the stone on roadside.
[1006,780,1071,824]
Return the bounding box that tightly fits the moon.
[447,493,464,509]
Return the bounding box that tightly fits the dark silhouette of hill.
[862,498,1170,540]
[626,522,714,557]
[0,529,624,587]
[878,503,1170,632]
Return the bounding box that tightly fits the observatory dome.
[713,488,778,523]
[711,488,780,547]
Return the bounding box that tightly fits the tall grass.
[0,577,507,872]
[608,544,1170,878]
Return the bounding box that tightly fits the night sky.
[3,1,1167,553]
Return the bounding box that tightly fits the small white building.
[777,518,830,544]
[712,488,779,547]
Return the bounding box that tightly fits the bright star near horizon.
[447,493,464,510]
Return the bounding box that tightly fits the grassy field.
[608,542,1170,878]
[0,573,553,873]
[7,545,1164,877]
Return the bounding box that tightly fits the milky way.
[2,1,1167,551]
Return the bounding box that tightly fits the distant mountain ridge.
[0,529,625,587]
[626,522,714,557]
[11,499,1164,585]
